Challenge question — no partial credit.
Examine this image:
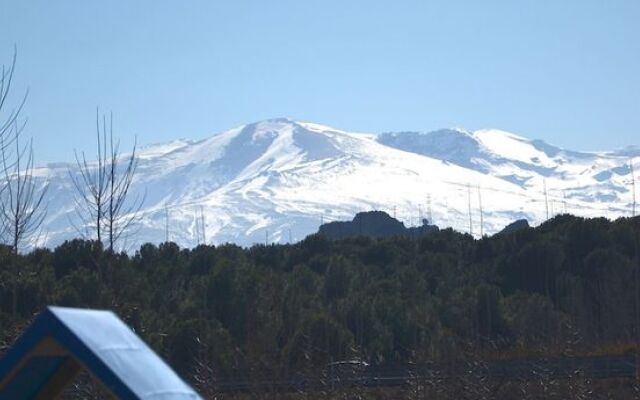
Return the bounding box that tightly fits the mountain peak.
[473,128,528,141]
[32,119,638,250]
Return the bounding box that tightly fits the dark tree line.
[1,214,640,398]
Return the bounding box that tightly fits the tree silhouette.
[70,112,144,252]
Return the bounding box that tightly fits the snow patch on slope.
[29,119,639,250]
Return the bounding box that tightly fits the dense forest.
[1,213,640,398]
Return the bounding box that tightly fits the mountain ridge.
[29,118,638,250]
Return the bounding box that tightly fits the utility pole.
[563,190,568,214]
[194,210,200,245]
[634,221,640,382]
[467,184,473,236]
[427,194,433,225]
[164,205,170,243]
[477,185,484,237]
[543,179,549,220]
[265,230,269,246]
[199,206,206,244]
[631,159,636,217]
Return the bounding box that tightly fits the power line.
[631,159,636,217]
[199,206,206,244]
[467,184,473,236]
[164,205,169,243]
[543,178,549,221]
[194,210,200,245]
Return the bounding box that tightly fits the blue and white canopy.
[0,306,202,399]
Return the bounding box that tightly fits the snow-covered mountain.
[33,118,638,250]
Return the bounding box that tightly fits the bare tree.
[0,122,48,253]
[71,111,143,252]
[70,112,109,244]
[105,118,144,252]
[0,48,47,318]
[0,48,47,250]
[0,47,29,221]
[0,47,27,150]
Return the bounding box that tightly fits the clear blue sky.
[1,1,639,163]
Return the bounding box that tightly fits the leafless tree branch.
[0,122,48,253]
[0,47,28,157]
[70,111,144,252]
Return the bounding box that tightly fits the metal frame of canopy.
[0,306,202,399]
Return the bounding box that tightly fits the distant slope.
[30,118,637,250]
[378,128,635,210]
